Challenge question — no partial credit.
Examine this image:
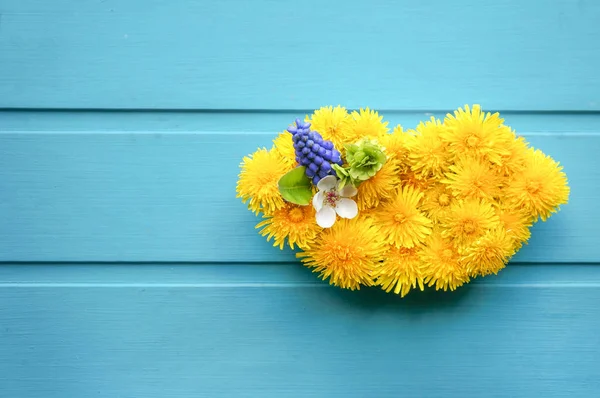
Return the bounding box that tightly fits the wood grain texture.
[1,125,596,263]
[1,0,600,110]
[4,110,600,133]
[1,264,600,398]
[2,0,599,396]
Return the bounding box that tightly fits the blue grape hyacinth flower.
[287,118,344,185]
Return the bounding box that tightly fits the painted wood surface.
[1,0,600,110]
[1,264,600,398]
[2,0,600,397]
[0,123,597,263]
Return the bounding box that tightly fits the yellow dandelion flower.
[495,205,533,253]
[380,125,414,173]
[495,132,530,178]
[407,117,450,178]
[385,125,412,150]
[357,207,377,221]
[421,232,469,291]
[296,218,386,290]
[236,148,289,215]
[461,228,514,277]
[374,185,433,248]
[391,124,405,136]
[271,131,296,167]
[442,104,513,164]
[420,183,456,223]
[306,105,351,149]
[256,203,321,250]
[375,246,425,297]
[344,107,389,143]
[355,158,402,210]
[504,148,570,221]
[400,169,432,191]
[440,199,500,245]
[442,156,501,201]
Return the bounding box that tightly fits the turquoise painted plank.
[0,130,596,263]
[0,263,599,285]
[3,110,600,133]
[1,0,599,110]
[1,264,599,397]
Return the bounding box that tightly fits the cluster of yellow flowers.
[236,105,570,297]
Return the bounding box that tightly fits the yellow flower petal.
[407,117,450,178]
[461,228,515,277]
[256,203,322,250]
[421,231,470,291]
[495,132,530,178]
[399,169,432,192]
[355,158,402,210]
[305,105,351,150]
[440,199,500,246]
[296,218,386,290]
[236,148,291,215]
[420,183,456,223]
[373,185,433,248]
[442,156,502,201]
[375,246,425,297]
[441,104,513,164]
[504,148,570,221]
[495,204,533,253]
[345,107,389,144]
[271,131,297,168]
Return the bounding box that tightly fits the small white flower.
[312,175,358,228]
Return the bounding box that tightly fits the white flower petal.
[335,198,358,219]
[316,206,337,228]
[312,191,324,212]
[317,175,337,191]
[340,185,358,197]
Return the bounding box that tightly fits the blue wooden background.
[1,0,600,396]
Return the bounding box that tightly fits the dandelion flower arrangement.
[236,105,570,297]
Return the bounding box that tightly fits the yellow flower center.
[397,247,412,256]
[327,126,339,136]
[334,245,352,261]
[463,220,477,234]
[442,248,454,259]
[466,135,479,147]
[288,208,304,223]
[438,193,450,206]
[394,213,407,223]
[526,180,541,194]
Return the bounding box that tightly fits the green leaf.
[278,166,313,206]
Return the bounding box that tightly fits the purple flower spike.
[288,118,343,185]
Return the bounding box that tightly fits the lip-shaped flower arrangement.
[236,105,570,296]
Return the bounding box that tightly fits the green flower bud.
[345,138,386,181]
[332,163,356,189]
